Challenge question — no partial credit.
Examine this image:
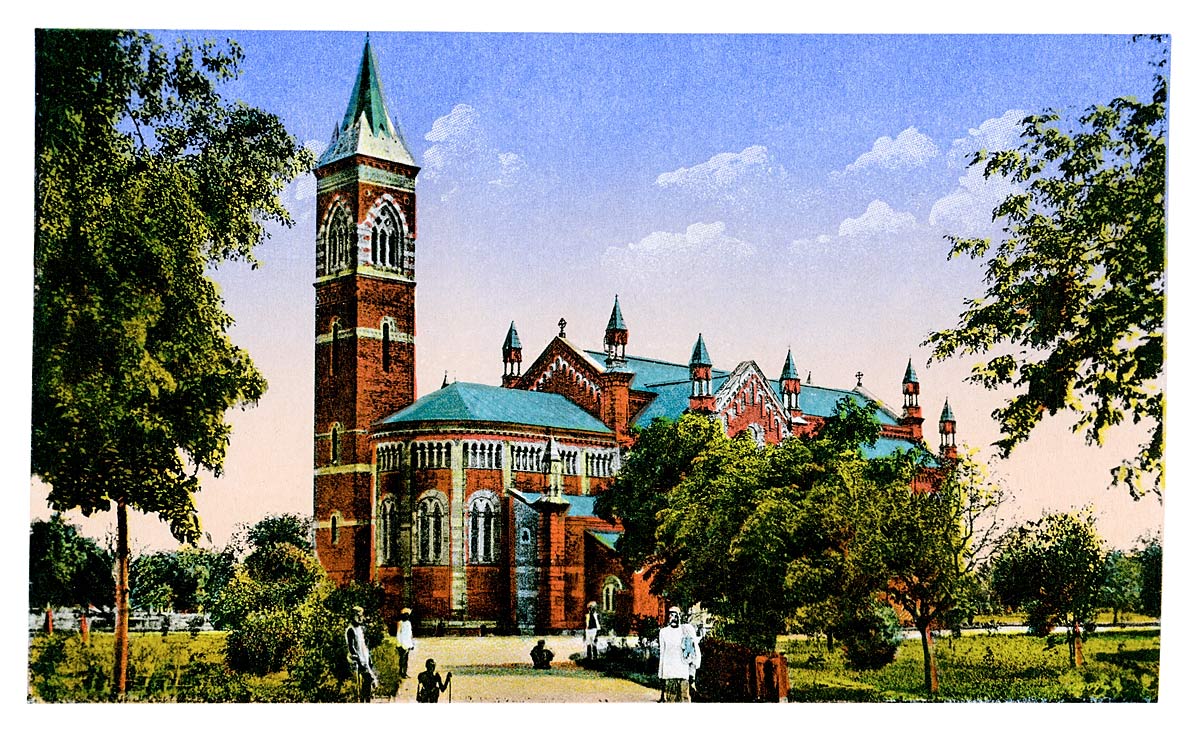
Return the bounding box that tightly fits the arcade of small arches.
[374,489,503,567]
[373,439,618,476]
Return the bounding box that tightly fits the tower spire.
[502,321,523,387]
[319,36,416,167]
[689,334,714,412]
[780,348,802,412]
[939,397,958,459]
[604,295,629,366]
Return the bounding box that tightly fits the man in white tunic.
[396,607,415,680]
[345,606,378,702]
[657,606,700,702]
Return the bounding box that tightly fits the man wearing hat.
[396,608,415,680]
[584,601,602,660]
[345,606,378,702]
[657,606,700,702]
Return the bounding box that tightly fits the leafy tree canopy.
[29,515,114,611]
[33,29,313,542]
[926,36,1167,501]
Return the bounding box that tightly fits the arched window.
[330,319,341,376]
[382,320,392,373]
[415,492,447,565]
[602,575,623,613]
[372,205,402,268]
[330,511,341,546]
[325,206,354,273]
[379,497,396,564]
[330,423,342,464]
[468,491,500,564]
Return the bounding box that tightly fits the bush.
[226,607,300,675]
[839,602,902,671]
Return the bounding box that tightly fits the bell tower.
[313,36,419,583]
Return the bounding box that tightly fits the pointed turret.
[780,348,802,412]
[501,321,523,387]
[604,295,629,367]
[939,397,958,459]
[319,36,416,168]
[689,334,714,412]
[900,357,923,439]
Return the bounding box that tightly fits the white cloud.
[838,200,917,238]
[839,127,938,175]
[421,104,525,194]
[945,109,1027,169]
[931,110,1027,230]
[603,221,755,272]
[655,145,784,196]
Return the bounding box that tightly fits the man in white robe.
[657,606,700,702]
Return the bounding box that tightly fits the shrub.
[839,602,902,671]
[226,607,300,675]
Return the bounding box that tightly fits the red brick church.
[312,39,960,634]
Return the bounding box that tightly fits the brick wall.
[697,636,790,703]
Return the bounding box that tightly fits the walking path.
[387,636,659,703]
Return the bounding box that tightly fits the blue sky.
[25,28,1170,558]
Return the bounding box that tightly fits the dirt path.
[387,636,659,703]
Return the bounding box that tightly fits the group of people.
[344,601,704,703]
[345,605,450,704]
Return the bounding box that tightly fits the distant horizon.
[27,29,1166,558]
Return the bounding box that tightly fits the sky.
[20,25,1173,560]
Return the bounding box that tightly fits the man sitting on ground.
[530,639,554,669]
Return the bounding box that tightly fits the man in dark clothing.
[416,658,452,703]
[530,639,554,669]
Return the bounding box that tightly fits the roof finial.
[441,370,449,388]
[855,371,863,387]
[558,318,567,338]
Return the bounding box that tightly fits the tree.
[245,513,313,554]
[926,37,1166,501]
[1098,549,1142,624]
[991,510,1108,667]
[33,29,312,699]
[1135,533,1162,617]
[29,516,115,639]
[877,450,1005,693]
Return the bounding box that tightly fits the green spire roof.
[781,349,800,380]
[904,358,919,384]
[318,36,416,168]
[607,295,627,332]
[690,334,711,366]
[940,398,955,422]
[503,321,522,351]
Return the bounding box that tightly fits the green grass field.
[780,629,1159,702]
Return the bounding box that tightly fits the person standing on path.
[345,606,378,703]
[584,601,602,660]
[416,658,452,703]
[657,606,699,702]
[396,608,415,680]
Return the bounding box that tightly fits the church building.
[311,39,960,634]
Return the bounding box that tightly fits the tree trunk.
[79,610,90,645]
[44,605,54,634]
[920,622,939,695]
[1070,620,1084,668]
[825,630,834,653]
[112,499,130,701]
[1112,608,1119,625]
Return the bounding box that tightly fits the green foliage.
[33,29,312,543]
[29,516,115,614]
[130,547,235,613]
[838,601,903,671]
[1098,549,1142,623]
[245,513,313,553]
[1136,534,1162,616]
[593,412,726,570]
[784,629,1158,702]
[991,510,1108,636]
[926,37,1166,500]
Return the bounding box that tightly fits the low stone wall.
[697,636,789,703]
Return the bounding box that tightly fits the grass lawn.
[780,629,1159,702]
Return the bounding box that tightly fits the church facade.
[311,40,960,634]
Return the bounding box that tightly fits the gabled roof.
[318,37,416,168]
[377,381,612,434]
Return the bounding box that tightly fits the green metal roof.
[690,334,712,366]
[587,530,621,550]
[940,398,956,422]
[503,321,522,351]
[904,358,919,384]
[318,37,416,168]
[607,296,627,332]
[377,382,612,433]
[781,349,800,380]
